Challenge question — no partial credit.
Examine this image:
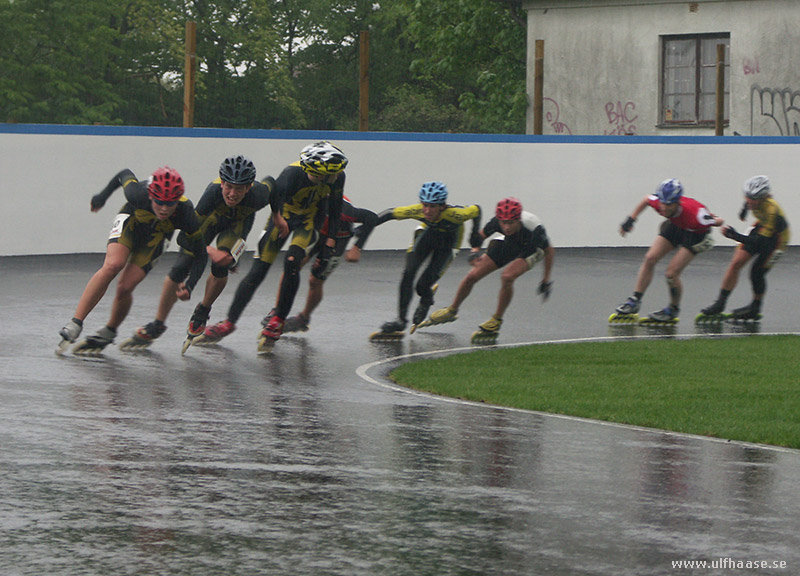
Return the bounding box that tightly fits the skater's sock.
[633,292,643,301]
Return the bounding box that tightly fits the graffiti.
[743,57,760,75]
[543,97,572,134]
[750,85,800,136]
[604,101,638,135]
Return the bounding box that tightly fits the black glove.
[90,193,106,211]
[723,226,746,243]
[739,202,749,221]
[538,280,552,301]
[311,243,333,279]
[621,216,636,233]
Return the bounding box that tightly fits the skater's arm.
[376,204,423,225]
[619,196,650,236]
[350,207,379,249]
[91,169,137,212]
[468,205,483,248]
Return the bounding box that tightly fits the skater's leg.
[201,273,228,309]
[275,245,305,318]
[450,255,497,312]
[227,259,271,324]
[155,276,181,323]
[494,257,528,319]
[301,274,324,320]
[73,243,130,321]
[399,250,426,321]
[633,235,673,295]
[107,263,147,330]
[720,246,751,292]
[663,247,695,309]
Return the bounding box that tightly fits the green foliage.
[390,335,800,448]
[0,0,527,132]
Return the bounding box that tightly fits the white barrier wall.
[1,125,799,256]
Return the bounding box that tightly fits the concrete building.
[523,0,800,136]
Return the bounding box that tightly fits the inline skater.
[370,181,482,340]
[281,196,378,333]
[57,167,205,355]
[195,141,345,352]
[697,175,789,323]
[427,197,554,343]
[119,155,281,352]
[610,178,723,325]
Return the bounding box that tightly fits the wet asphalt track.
[1,248,799,575]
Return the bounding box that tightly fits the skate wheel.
[181,337,195,355]
[608,313,639,325]
[257,336,276,354]
[55,339,72,356]
[471,331,498,345]
[638,317,679,326]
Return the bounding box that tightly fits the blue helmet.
[419,181,448,204]
[656,178,683,204]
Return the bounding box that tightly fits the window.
[661,33,730,126]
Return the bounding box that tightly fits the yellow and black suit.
[92,169,206,291]
[168,177,278,285]
[226,163,344,324]
[377,203,482,322]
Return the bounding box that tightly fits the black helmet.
[219,155,256,185]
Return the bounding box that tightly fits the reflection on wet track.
[1,250,798,575]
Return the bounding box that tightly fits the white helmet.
[299,141,348,175]
[743,175,770,200]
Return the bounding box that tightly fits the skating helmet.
[496,197,523,220]
[299,141,348,175]
[418,181,448,204]
[148,166,184,203]
[219,155,256,185]
[655,178,683,205]
[743,175,770,200]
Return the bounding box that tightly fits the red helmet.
[496,197,522,220]
[148,167,185,203]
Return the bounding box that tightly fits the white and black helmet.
[299,141,348,175]
[743,175,770,200]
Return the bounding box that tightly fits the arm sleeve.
[350,207,379,249]
[91,168,137,210]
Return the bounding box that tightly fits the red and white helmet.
[496,197,523,220]
[148,166,185,203]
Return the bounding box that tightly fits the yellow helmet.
[299,141,348,175]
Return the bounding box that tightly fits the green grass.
[389,335,800,449]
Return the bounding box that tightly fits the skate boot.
[258,315,284,353]
[283,313,310,333]
[410,302,432,334]
[429,306,458,325]
[56,318,83,355]
[641,306,679,325]
[73,326,116,356]
[194,319,235,345]
[609,297,641,324]
[181,304,211,354]
[119,320,166,351]
[472,315,502,344]
[695,300,725,324]
[260,308,277,328]
[369,318,407,341]
[728,302,761,323]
